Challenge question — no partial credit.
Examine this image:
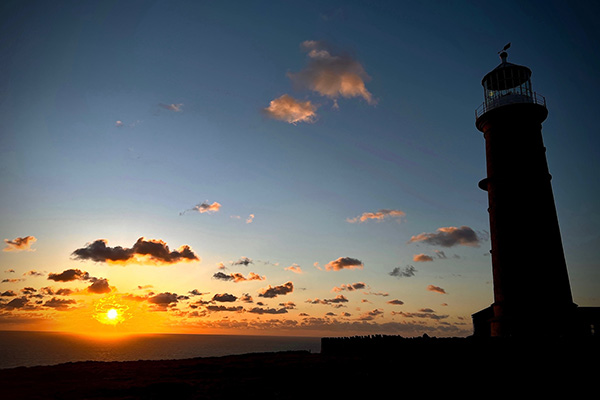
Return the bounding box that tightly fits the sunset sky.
[1,0,599,337]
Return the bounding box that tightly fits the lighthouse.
[472,47,578,337]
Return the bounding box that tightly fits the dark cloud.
[3,236,36,252]
[332,282,366,292]
[48,269,90,282]
[148,292,179,305]
[1,290,17,297]
[247,307,288,315]
[87,278,112,294]
[43,297,76,310]
[325,257,363,271]
[387,299,405,305]
[232,257,253,267]
[408,226,480,247]
[258,282,294,298]
[71,237,199,265]
[212,293,237,302]
[206,305,243,312]
[389,266,416,278]
[306,295,349,306]
[2,297,28,309]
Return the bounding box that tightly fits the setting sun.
[107,309,118,320]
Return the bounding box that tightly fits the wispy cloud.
[409,226,480,247]
[180,201,221,216]
[284,264,303,274]
[263,94,317,124]
[159,103,183,112]
[332,282,366,292]
[3,236,36,252]
[288,40,376,106]
[346,209,405,223]
[71,237,199,265]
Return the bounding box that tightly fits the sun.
[93,295,131,326]
[107,308,118,320]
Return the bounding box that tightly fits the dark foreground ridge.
[1,335,597,399]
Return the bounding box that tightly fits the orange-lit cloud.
[288,40,376,105]
[263,94,318,124]
[413,253,434,262]
[181,201,221,215]
[408,226,480,247]
[427,284,447,294]
[284,264,303,274]
[212,271,265,282]
[71,237,199,265]
[3,236,36,252]
[325,257,363,271]
[332,282,366,292]
[346,209,405,223]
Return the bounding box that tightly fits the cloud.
[246,214,255,224]
[1,297,29,310]
[148,292,179,305]
[288,40,376,105]
[206,305,244,312]
[284,264,303,274]
[413,253,434,262]
[332,282,366,292]
[324,257,363,271]
[232,257,253,267]
[159,103,183,112]
[263,94,318,124]
[71,237,199,265]
[3,236,36,252]
[48,269,90,282]
[212,293,237,302]
[87,278,112,294]
[408,226,480,247]
[427,284,447,294]
[389,266,416,278]
[258,282,294,298]
[306,294,349,306]
[212,271,265,282]
[180,201,221,215]
[24,270,44,277]
[1,290,17,297]
[346,209,405,223]
[43,297,76,310]
[247,307,288,315]
[387,299,404,305]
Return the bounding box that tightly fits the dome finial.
[498,42,511,63]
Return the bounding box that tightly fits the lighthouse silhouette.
[472,46,579,337]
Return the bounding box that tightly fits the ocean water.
[0,331,321,369]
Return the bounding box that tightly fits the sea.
[0,331,321,369]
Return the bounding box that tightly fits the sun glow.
[93,295,130,326]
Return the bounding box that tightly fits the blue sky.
[1,0,598,336]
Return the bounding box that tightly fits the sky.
[1,0,599,338]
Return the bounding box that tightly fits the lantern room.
[475,51,545,118]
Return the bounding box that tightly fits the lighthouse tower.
[473,48,577,337]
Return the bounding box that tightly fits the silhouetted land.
[1,335,597,399]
